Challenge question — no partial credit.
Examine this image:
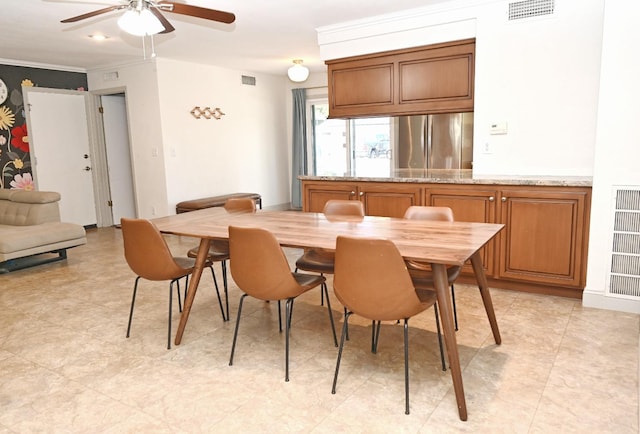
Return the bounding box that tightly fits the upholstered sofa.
[0,189,87,272]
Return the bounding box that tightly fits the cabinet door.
[302,182,358,212]
[498,188,589,288]
[329,61,394,115]
[426,187,497,276]
[360,183,422,217]
[397,42,474,113]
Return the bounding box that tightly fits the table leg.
[470,251,502,345]
[432,263,467,421]
[174,238,210,345]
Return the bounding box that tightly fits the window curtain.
[291,88,307,209]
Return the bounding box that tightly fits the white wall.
[88,58,291,217]
[318,0,604,176]
[87,60,169,218]
[583,0,640,313]
[154,58,289,212]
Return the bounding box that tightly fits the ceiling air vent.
[607,187,640,298]
[241,75,256,86]
[508,0,555,20]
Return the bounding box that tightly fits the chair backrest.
[121,218,191,281]
[224,198,256,213]
[403,206,454,222]
[229,225,303,300]
[323,200,365,217]
[333,235,426,321]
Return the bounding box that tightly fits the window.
[307,99,391,177]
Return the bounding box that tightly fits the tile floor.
[1,227,638,433]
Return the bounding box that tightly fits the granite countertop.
[299,169,593,187]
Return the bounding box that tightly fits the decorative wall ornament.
[190,106,225,120]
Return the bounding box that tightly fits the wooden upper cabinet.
[327,39,475,118]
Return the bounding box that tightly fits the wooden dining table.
[153,207,504,421]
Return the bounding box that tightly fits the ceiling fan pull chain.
[150,34,156,58]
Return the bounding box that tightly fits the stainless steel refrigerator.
[395,113,474,170]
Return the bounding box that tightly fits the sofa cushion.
[9,191,61,204]
[0,223,86,254]
[0,193,61,226]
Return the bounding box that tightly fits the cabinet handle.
[350,191,355,196]
[501,196,507,202]
[359,191,364,197]
[489,196,494,202]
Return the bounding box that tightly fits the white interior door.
[102,94,136,223]
[25,88,97,226]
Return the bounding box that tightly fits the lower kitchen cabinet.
[302,181,359,213]
[427,184,591,296]
[426,186,498,277]
[302,179,591,297]
[302,181,421,217]
[498,188,590,289]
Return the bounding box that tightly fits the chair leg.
[403,318,410,415]
[371,320,381,353]
[433,304,446,371]
[168,279,176,350]
[222,260,229,321]
[320,273,325,306]
[322,282,338,347]
[176,278,183,313]
[285,297,295,382]
[208,265,226,322]
[229,294,248,366]
[451,284,458,331]
[126,276,141,338]
[277,300,282,332]
[344,307,350,341]
[332,311,352,395]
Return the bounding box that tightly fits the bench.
[176,193,262,214]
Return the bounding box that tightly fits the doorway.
[24,86,136,227]
[89,89,137,227]
[100,93,136,225]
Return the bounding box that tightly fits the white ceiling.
[0,0,449,76]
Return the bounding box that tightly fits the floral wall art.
[0,64,87,190]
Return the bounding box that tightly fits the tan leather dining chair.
[331,235,442,415]
[122,218,216,349]
[403,205,461,331]
[295,199,365,316]
[186,197,256,321]
[228,225,336,382]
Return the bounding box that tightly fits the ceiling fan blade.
[149,6,175,34]
[157,2,236,24]
[60,5,126,23]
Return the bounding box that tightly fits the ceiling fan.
[61,1,236,36]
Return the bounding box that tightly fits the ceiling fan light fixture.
[117,8,164,36]
[287,59,309,83]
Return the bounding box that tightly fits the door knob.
[84,166,91,171]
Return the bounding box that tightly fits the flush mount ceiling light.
[117,6,164,36]
[287,59,309,83]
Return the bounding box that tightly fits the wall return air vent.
[607,187,640,298]
[508,0,555,20]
